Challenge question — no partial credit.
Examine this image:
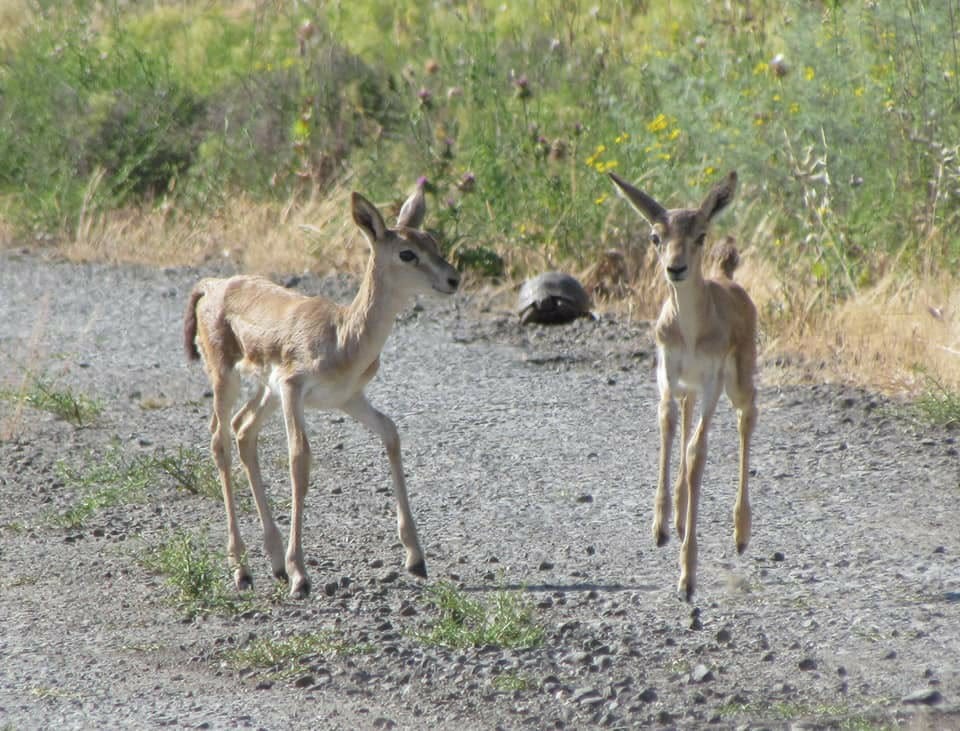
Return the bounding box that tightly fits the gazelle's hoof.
[736,541,749,555]
[678,579,695,603]
[290,578,311,599]
[235,571,253,592]
[407,559,428,579]
[655,530,669,547]
[274,568,289,583]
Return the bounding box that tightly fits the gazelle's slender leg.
[232,385,285,581]
[653,388,677,548]
[678,375,722,601]
[279,381,311,598]
[727,358,757,554]
[341,393,426,577]
[210,372,248,590]
[734,400,756,554]
[673,394,695,541]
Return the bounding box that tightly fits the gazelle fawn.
[183,188,460,598]
[609,171,758,601]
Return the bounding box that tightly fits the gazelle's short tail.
[713,238,740,280]
[183,285,204,361]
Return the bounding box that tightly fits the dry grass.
[61,182,369,277]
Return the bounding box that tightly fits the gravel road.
[1,249,958,730]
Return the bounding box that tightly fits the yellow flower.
[854,86,865,97]
[754,117,766,127]
[704,166,716,177]
[595,193,608,205]
[658,153,671,161]
[804,66,815,81]
[772,93,781,102]
[668,128,681,141]
[753,61,769,76]
[647,114,669,133]
[789,102,800,114]
[614,132,630,144]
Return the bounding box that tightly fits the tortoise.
[517,271,594,325]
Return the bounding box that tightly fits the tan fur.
[610,171,758,601]
[183,190,460,598]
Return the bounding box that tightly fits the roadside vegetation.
[1,0,958,398]
[0,373,102,427]
[54,442,223,529]
[222,631,374,681]
[417,581,544,650]
[142,529,256,618]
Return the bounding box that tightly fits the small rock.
[372,718,396,730]
[798,658,817,671]
[883,650,897,660]
[637,687,658,703]
[380,570,399,583]
[293,674,314,688]
[571,687,603,707]
[538,560,554,571]
[323,581,338,596]
[772,551,786,562]
[716,628,732,643]
[369,558,384,569]
[902,689,943,706]
[576,494,593,504]
[691,664,714,683]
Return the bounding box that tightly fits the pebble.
[691,664,714,683]
[798,658,817,671]
[637,687,657,703]
[901,688,943,705]
[571,687,603,707]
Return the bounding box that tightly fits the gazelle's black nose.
[666,265,687,281]
[448,275,461,290]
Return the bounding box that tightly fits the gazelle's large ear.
[699,171,738,223]
[608,172,668,224]
[397,177,427,229]
[352,193,388,244]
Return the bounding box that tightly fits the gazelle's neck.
[667,269,708,338]
[342,252,408,366]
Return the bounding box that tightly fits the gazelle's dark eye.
[399,250,418,263]
[649,231,661,246]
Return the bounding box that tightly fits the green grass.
[717,700,893,730]
[416,581,543,650]
[54,442,224,529]
[142,529,254,618]
[914,369,960,427]
[5,376,102,426]
[222,631,373,680]
[491,672,536,692]
[1,0,958,289]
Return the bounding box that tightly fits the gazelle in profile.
[609,170,758,601]
[183,187,460,598]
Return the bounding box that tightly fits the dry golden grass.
[60,182,370,277]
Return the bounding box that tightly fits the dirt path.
[1,251,958,730]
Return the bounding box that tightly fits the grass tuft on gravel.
[417,581,543,650]
[223,632,373,680]
[2,375,102,426]
[54,443,222,528]
[913,369,960,428]
[143,530,253,618]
